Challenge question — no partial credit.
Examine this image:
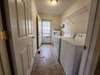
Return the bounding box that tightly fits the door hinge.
[0,31,7,40]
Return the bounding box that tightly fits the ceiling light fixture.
[50,0,58,6]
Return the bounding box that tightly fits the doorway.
[42,20,52,44]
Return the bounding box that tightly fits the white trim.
[84,0,100,75]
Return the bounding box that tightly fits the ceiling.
[35,0,77,15]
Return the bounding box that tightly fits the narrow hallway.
[31,45,65,75]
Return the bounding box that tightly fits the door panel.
[28,41,34,68]
[21,48,29,75]
[24,0,33,35]
[5,0,34,75]
[16,0,26,37]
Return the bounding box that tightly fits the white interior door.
[4,0,35,75]
[42,20,51,44]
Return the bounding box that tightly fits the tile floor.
[31,45,65,75]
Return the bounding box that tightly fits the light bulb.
[51,0,57,6]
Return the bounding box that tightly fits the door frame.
[0,0,14,74]
[77,0,100,75]
[36,16,39,49]
[2,0,19,74]
[83,0,100,75]
[41,19,52,44]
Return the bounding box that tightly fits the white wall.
[61,0,91,34]
[52,16,61,30]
